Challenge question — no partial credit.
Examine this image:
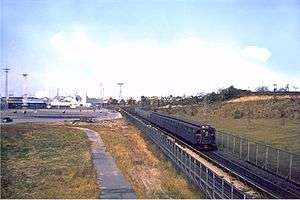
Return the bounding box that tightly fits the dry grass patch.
[1,123,99,199]
[79,120,203,199]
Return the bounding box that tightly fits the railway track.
[122,110,249,198]
[126,110,300,199]
[203,151,300,199]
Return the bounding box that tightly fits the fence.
[122,110,247,199]
[215,131,300,184]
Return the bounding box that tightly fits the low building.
[86,96,108,107]
[0,97,47,109]
[49,95,92,108]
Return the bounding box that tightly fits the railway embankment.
[76,119,203,198]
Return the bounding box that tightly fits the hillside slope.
[157,97,300,153]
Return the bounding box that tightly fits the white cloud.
[43,30,298,99]
[241,46,272,62]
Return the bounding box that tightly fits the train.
[129,107,217,150]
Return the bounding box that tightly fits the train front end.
[196,125,217,150]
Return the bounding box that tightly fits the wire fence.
[122,110,248,199]
[215,131,300,184]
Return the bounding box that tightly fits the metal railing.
[122,110,247,199]
[215,131,300,184]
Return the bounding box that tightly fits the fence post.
[222,133,224,150]
[231,184,234,199]
[221,179,224,198]
[227,135,229,152]
[247,140,250,161]
[265,146,269,169]
[199,162,202,184]
[240,139,242,159]
[205,168,208,197]
[289,153,293,180]
[255,143,258,165]
[233,136,236,154]
[189,155,192,176]
[212,173,215,198]
[276,149,279,174]
[193,159,196,180]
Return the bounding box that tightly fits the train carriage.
[130,108,216,150]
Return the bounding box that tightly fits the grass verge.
[1,123,99,199]
[79,119,203,199]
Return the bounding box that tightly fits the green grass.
[161,99,300,154]
[1,123,99,199]
[174,114,300,154]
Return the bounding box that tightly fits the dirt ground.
[77,119,203,199]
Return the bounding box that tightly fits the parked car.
[1,117,13,123]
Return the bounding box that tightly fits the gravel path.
[77,127,137,199]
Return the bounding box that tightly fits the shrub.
[233,110,243,119]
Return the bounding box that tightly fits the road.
[0,108,121,123]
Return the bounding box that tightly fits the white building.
[49,95,91,108]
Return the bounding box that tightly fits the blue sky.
[1,0,299,98]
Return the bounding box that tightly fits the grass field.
[80,119,203,199]
[173,114,300,154]
[1,123,99,199]
[160,99,300,154]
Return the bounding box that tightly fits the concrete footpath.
[77,128,137,199]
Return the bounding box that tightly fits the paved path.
[78,128,136,199]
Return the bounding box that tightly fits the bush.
[233,110,243,119]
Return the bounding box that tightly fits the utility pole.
[99,82,104,108]
[117,83,124,103]
[22,73,29,108]
[3,67,10,110]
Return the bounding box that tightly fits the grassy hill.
[157,96,300,153]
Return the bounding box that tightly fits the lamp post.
[3,67,10,110]
[22,73,29,108]
[117,83,124,103]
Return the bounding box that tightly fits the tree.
[127,97,136,105]
[140,96,150,106]
[219,86,241,101]
[285,84,289,92]
[278,87,287,92]
[255,86,269,92]
[204,92,220,104]
[108,97,118,105]
[273,84,277,92]
[119,99,126,105]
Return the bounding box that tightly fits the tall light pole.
[3,67,10,109]
[22,73,29,108]
[99,82,104,108]
[117,83,124,102]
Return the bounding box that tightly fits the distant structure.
[99,82,104,108]
[22,73,29,107]
[3,67,10,109]
[117,83,124,102]
[273,83,277,92]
